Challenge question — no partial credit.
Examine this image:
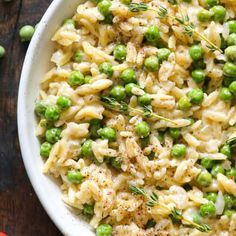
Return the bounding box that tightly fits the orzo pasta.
[35,0,236,235]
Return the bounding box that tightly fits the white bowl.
[17,1,94,235]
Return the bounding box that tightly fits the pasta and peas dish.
[35,0,236,235]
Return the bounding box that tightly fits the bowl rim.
[17,0,73,235]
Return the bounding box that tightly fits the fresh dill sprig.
[129,185,211,233]
[128,3,148,12]
[157,6,168,19]
[101,96,177,124]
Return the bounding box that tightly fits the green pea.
[110,85,126,101]
[227,33,236,46]
[198,9,212,22]
[82,203,94,216]
[199,202,216,217]
[35,101,48,117]
[114,44,127,61]
[68,71,85,87]
[67,170,83,184]
[89,119,102,139]
[192,59,206,70]
[84,75,93,84]
[138,94,152,106]
[191,69,206,83]
[205,0,218,8]
[229,81,236,95]
[145,219,156,229]
[120,68,137,84]
[224,209,236,218]
[57,96,71,110]
[144,56,159,72]
[96,224,112,236]
[145,25,160,43]
[225,46,236,62]
[187,88,204,104]
[63,19,76,27]
[205,192,217,203]
[201,157,215,169]
[120,0,131,4]
[211,164,225,177]
[73,50,84,63]
[223,62,236,77]
[228,20,236,34]
[111,157,122,170]
[102,12,113,24]
[98,0,112,16]
[45,106,60,121]
[226,168,236,180]
[158,48,171,63]
[169,128,181,139]
[99,62,113,77]
[220,144,231,158]
[81,139,93,157]
[192,213,202,224]
[210,6,226,23]
[19,25,35,42]
[0,45,5,58]
[171,144,187,159]
[223,76,236,87]
[45,128,61,144]
[40,142,52,158]
[125,83,139,96]
[196,170,212,187]
[98,127,117,141]
[135,121,150,138]
[224,194,236,209]
[178,97,192,111]
[219,87,233,101]
[157,132,165,144]
[189,45,204,61]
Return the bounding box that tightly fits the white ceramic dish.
[17,0,94,235]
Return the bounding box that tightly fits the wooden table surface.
[0,1,62,235]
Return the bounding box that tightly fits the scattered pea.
[199,202,216,217]
[223,62,236,77]
[67,170,83,184]
[198,9,212,22]
[144,25,160,43]
[225,46,236,62]
[113,44,127,61]
[178,97,192,111]
[211,164,225,177]
[171,144,187,159]
[189,45,204,61]
[220,144,231,158]
[210,5,226,23]
[228,20,236,34]
[84,75,92,84]
[158,48,171,62]
[73,50,84,63]
[196,170,212,187]
[0,45,5,58]
[81,139,93,157]
[205,0,218,8]
[96,224,112,236]
[224,209,236,218]
[45,128,61,144]
[169,128,181,139]
[19,25,35,42]
[63,19,76,27]
[227,33,236,46]
[120,0,131,4]
[224,194,236,209]
[57,96,71,110]
[201,157,215,169]
[138,94,152,106]
[111,157,122,170]
[144,56,159,72]
[226,168,236,180]
[40,142,52,158]
[125,83,139,96]
[35,101,48,117]
[135,121,150,138]
[219,87,233,101]
[83,203,94,216]
[191,69,206,83]
[45,106,60,121]
[120,68,137,84]
[98,0,112,16]
[98,127,117,141]
[99,62,114,77]
[110,85,126,101]
[205,192,217,203]
[68,71,85,87]
[187,88,204,104]
[89,119,102,139]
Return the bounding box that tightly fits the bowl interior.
[18,0,94,235]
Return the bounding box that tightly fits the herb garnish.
[101,96,177,124]
[128,3,148,12]
[130,185,211,233]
